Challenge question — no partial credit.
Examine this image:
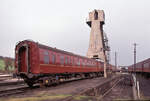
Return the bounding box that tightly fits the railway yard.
[0,4,150,101]
[0,73,149,101]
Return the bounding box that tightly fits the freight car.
[128,58,150,76]
[15,40,106,87]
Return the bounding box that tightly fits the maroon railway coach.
[15,40,104,87]
[128,58,150,74]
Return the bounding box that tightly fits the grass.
[0,94,96,101]
[0,94,72,101]
[74,95,91,100]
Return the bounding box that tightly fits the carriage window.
[86,61,88,66]
[78,59,80,66]
[52,54,56,64]
[89,61,91,66]
[70,58,72,65]
[84,60,87,66]
[80,60,82,66]
[65,57,68,64]
[82,60,85,66]
[72,58,74,65]
[77,58,80,66]
[44,51,49,64]
[143,63,149,68]
[68,57,70,64]
[60,56,64,65]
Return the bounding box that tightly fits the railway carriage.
[128,58,150,75]
[15,40,104,87]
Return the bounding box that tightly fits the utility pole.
[103,51,107,78]
[133,43,141,99]
[134,43,137,73]
[115,52,117,71]
[133,43,137,89]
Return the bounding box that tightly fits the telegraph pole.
[115,52,117,71]
[133,43,141,99]
[104,51,107,78]
[133,43,137,89]
[134,43,137,73]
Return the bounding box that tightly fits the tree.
[4,58,13,71]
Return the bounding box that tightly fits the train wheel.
[27,82,33,88]
[24,79,34,88]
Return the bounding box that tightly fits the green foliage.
[0,59,14,71]
[0,59,5,70]
[8,61,15,71]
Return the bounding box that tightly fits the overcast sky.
[0,0,150,66]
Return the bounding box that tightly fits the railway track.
[0,76,99,97]
[101,75,133,101]
[0,75,12,81]
[0,78,24,86]
[0,73,5,75]
[0,86,29,97]
[0,74,123,100]
[0,74,124,101]
[100,77,124,100]
[58,74,132,101]
[55,75,124,101]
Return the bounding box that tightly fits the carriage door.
[18,44,29,73]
